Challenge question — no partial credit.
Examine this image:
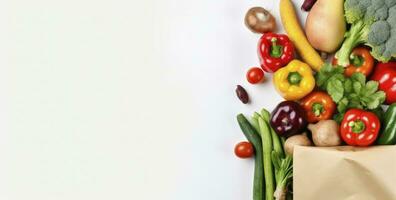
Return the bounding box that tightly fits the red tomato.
[234,141,254,158]
[246,67,265,84]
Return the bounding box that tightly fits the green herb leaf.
[348,93,361,108]
[376,91,386,103]
[334,65,345,74]
[316,64,386,117]
[337,97,349,113]
[344,79,353,93]
[327,79,344,103]
[362,91,386,109]
[365,98,379,109]
[315,63,344,89]
[351,73,366,85]
[353,82,362,94]
[363,81,379,96]
[331,73,346,83]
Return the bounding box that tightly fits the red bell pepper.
[371,62,396,104]
[340,109,380,147]
[258,33,294,73]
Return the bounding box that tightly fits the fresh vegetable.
[257,115,275,200]
[284,134,312,156]
[279,0,323,71]
[236,85,249,104]
[259,109,284,158]
[333,47,374,77]
[245,7,276,34]
[237,114,265,200]
[370,106,385,123]
[340,109,380,146]
[270,101,308,137]
[300,91,336,123]
[247,67,265,84]
[304,0,346,53]
[315,63,386,122]
[273,60,315,100]
[371,62,396,104]
[272,153,293,200]
[258,33,294,73]
[301,0,317,11]
[234,141,254,158]
[308,120,342,147]
[335,0,396,66]
[377,103,396,145]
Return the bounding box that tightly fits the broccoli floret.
[362,0,375,7]
[385,34,396,58]
[375,6,388,20]
[335,0,396,66]
[371,44,386,59]
[385,0,396,7]
[345,0,369,23]
[386,15,396,26]
[368,21,390,45]
[367,0,385,16]
[364,0,388,20]
[389,6,396,24]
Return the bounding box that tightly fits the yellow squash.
[273,60,315,100]
[280,0,323,71]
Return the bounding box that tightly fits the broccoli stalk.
[335,20,370,67]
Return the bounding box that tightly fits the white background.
[2,0,306,199]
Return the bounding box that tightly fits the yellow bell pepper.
[273,60,315,100]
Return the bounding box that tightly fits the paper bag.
[294,146,396,200]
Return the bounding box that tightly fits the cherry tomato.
[246,67,265,84]
[234,141,254,158]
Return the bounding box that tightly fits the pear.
[305,0,346,53]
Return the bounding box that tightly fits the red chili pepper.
[370,62,396,104]
[340,109,380,147]
[258,33,294,73]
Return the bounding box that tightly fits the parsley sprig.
[315,63,386,122]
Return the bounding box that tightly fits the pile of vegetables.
[234,0,396,199]
[237,111,293,200]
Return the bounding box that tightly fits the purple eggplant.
[270,101,307,137]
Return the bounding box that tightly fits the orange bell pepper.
[300,91,336,123]
[333,47,374,77]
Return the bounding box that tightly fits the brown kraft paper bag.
[294,146,396,200]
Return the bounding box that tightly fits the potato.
[284,134,313,156]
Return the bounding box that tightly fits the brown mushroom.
[244,7,276,34]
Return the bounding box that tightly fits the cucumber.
[377,104,396,145]
[237,114,265,200]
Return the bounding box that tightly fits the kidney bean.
[236,85,249,104]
